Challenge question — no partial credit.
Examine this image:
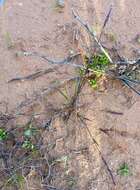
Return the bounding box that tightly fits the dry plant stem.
[118,75,140,84]
[72,9,113,64]
[42,184,63,190]
[14,76,79,111]
[17,51,83,68]
[113,74,140,95]
[8,67,56,83]
[85,125,116,185]
[100,108,123,115]
[122,79,140,96]
[78,115,116,185]
[99,5,112,41]
[64,76,85,121]
[116,57,140,65]
[106,70,140,95]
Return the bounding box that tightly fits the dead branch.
[99,5,112,41]
[72,8,113,63]
[8,67,55,83]
[16,51,83,68]
[78,114,116,185]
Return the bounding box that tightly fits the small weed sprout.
[117,163,131,176]
[80,53,110,89]
[6,173,25,189]
[22,140,35,150]
[22,123,38,151]
[0,128,8,140]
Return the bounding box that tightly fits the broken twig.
[16,51,83,68]
[8,68,55,83]
[99,5,112,41]
[72,8,113,63]
[78,115,116,185]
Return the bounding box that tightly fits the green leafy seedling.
[79,68,85,77]
[117,163,130,176]
[88,79,98,89]
[83,53,110,89]
[12,174,25,186]
[0,129,8,140]
[6,173,25,190]
[22,140,35,150]
[88,53,110,72]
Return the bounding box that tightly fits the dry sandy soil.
[0,0,140,190]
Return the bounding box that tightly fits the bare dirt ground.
[0,0,140,190]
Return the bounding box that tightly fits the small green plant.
[79,68,85,77]
[22,140,35,150]
[117,163,131,176]
[87,53,109,71]
[0,128,8,140]
[4,173,25,190]
[88,79,98,89]
[11,174,25,189]
[82,53,110,89]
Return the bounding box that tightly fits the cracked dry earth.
[0,0,140,190]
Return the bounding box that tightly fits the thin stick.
[86,125,116,185]
[116,58,140,65]
[78,115,116,185]
[102,109,123,115]
[118,75,140,84]
[15,77,79,111]
[8,68,55,83]
[72,9,113,63]
[99,5,112,41]
[16,51,83,68]
[122,79,140,96]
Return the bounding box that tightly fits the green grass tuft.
[117,163,131,176]
[0,128,8,141]
[81,53,110,89]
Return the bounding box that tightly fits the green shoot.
[83,53,110,89]
[22,140,35,150]
[117,163,131,176]
[0,128,8,140]
[88,79,98,89]
[87,53,109,72]
[4,173,25,190]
